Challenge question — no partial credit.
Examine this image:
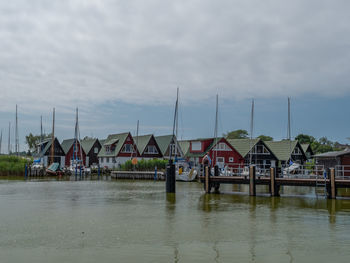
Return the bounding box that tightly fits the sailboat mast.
[0,129,2,154]
[175,87,179,159]
[214,94,219,166]
[8,122,11,154]
[249,99,254,165]
[40,115,43,151]
[287,97,292,163]
[15,104,19,156]
[50,108,55,165]
[170,88,179,161]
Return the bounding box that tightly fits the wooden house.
[314,149,350,176]
[98,132,140,168]
[264,140,307,166]
[34,138,65,168]
[185,137,244,168]
[134,134,163,159]
[154,135,184,160]
[301,143,314,160]
[61,139,87,167]
[81,138,102,167]
[227,138,278,168]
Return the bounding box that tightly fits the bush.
[119,158,168,171]
[0,155,32,176]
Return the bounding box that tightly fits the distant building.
[61,139,87,167]
[227,138,278,168]
[98,132,139,168]
[301,143,314,160]
[34,138,65,168]
[81,138,102,167]
[134,134,163,160]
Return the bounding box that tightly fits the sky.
[0,0,350,153]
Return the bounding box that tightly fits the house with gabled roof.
[98,132,140,168]
[301,143,314,160]
[34,138,65,168]
[81,138,102,167]
[61,139,87,167]
[264,140,307,166]
[134,134,162,159]
[227,138,278,168]
[185,137,244,168]
[154,135,183,160]
[314,148,350,175]
[178,140,190,157]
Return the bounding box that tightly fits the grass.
[0,155,32,176]
[119,158,168,171]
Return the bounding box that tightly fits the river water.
[0,179,350,263]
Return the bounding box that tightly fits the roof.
[185,138,219,158]
[264,140,301,161]
[97,132,130,157]
[178,140,190,156]
[313,148,350,158]
[134,134,153,154]
[99,139,106,145]
[61,139,76,154]
[81,138,99,154]
[301,144,313,155]
[34,138,61,158]
[226,138,260,158]
[155,135,175,155]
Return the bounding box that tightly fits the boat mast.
[175,87,179,160]
[249,99,254,165]
[170,88,179,162]
[0,129,2,154]
[214,94,219,166]
[15,104,19,156]
[40,115,43,152]
[50,108,55,165]
[287,97,292,163]
[8,122,11,154]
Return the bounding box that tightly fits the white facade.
[99,156,132,169]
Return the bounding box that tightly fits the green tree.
[257,135,273,141]
[224,129,249,139]
[295,134,316,144]
[25,133,52,153]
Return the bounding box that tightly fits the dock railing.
[335,165,350,180]
[280,164,325,179]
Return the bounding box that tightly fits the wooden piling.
[205,166,210,193]
[249,165,256,196]
[270,167,279,197]
[330,168,336,199]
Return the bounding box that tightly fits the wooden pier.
[111,171,164,180]
[200,167,350,199]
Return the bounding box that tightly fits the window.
[292,147,302,155]
[216,157,225,163]
[229,157,234,162]
[213,142,232,151]
[106,157,109,163]
[144,145,158,154]
[191,141,201,151]
[94,147,99,154]
[122,144,134,153]
[105,145,110,153]
[170,144,177,155]
[251,145,269,154]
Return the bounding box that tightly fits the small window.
[216,157,225,163]
[106,157,109,163]
[145,145,158,154]
[105,146,110,153]
[122,144,134,153]
[229,157,234,162]
[292,147,302,155]
[94,147,99,154]
[191,141,201,151]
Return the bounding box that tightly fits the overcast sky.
[0,0,350,152]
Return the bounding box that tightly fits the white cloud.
[0,0,350,114]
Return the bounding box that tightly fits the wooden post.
[166,160,176,193]
[214,165,219,177]
[330,168,336,199]
[249,165,256,196]
[205,166,210,193]
[270,167,275,196]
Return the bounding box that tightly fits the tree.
[295,134,316,144]
[257,135,273,141]
[224,129,249,139]
[25,133,52,153]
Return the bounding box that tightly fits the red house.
[61,139,87,167]
[186,137,244,168]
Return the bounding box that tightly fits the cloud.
[0,0,350,114]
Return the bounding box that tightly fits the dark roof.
[313,148,350,158]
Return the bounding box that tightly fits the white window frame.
[94,147,99,154]
[145,145,158,154]
[122,144,134,153]
[229,157,234,162]
[191,141,201,151]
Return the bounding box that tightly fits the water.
[1,180,350,263]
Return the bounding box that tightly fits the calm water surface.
[0,179,350,263]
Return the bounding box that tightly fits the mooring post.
[330,168,336,199]
[214,165,219,177]
[25,164,28,179]
[154,166,157,181]
[205,166,210,193]
[249,165,256,196]
[270,167,279,196]
[166,160,176,193]
[98,164,101,180]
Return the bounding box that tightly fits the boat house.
[81,138,102,167]
[134,134,163,160]
[264,140,307,167]
[34,138,66,168]
[154,135,184,160]
[314,148,350,176]
[98,132,139,168]
[227,138,278,168]
[61,139,87,167]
